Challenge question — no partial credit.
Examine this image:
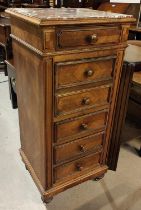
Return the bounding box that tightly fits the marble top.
[6,8,135,25]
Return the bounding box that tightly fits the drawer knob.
[82,97,90,105]
[76,163,83,171]
[79,145,86,152]
[11,77,16,87]
[80,123,88,130]
[89,34,98,42]
[85,69,94,77]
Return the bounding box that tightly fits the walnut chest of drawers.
[6,8,135,203]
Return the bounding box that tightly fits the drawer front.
[54,152,101,182]
[55,56,115,89]
[56,26,120,50]
[55,85,112,116]
[55,110,108,142]
[54,132,104,163]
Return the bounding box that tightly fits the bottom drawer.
[54,152,101,182]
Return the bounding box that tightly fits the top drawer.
[56,26,121,50]
[55,56,115,89]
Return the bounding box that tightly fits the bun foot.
[41,196,53,204]
[139,147,141,157]
[135,147,141,157]
[93,174,105,181]
[25,165,28,170]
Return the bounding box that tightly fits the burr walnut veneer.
[6,8,135,203]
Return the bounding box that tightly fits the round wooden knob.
[87,34,98,43]
[79,145,86,152]
[82,97,90,105]
[11,77,16,86]
[85,69,94,77]
[76,163,83,171]
[80,123,88,130]
[91,34,98,42]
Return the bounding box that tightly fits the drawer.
[55,85,112,116]
[55,56,115,89]
[54,132,104,163]
[55,110,108,143]
[56,26,121,50]
[54,152,101,182]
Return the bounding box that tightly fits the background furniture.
[128,71,141,124]
[7,7,134,203]
[128,71,141,157]
[0,0,97,9]
[98,1,141,22]
[0,15,11,75]
[5,59,17,108]
[108,43,141,170]
[97,1,141,39]
[129,27,141,40]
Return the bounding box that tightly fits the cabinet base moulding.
[20,149,108,203]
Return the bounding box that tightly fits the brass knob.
[85,69,94,77]
[76,163,83,171]
[80,123,88,130]
[91,34,98,42]
[82,97,90,105]
[87,34,98,43]
[79,145,86,152]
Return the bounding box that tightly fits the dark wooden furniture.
[108,43,141,170]
[98,2,141,22]
[21,3,50,8]
[0,0,51,9]
[128,71,141,157]
[5,59,17,108]
[0,46,5,70]
[0,0,8,11]
[128,71,141,122]
[129,27,141,40]
[0,16,11,75]
[126,42,141,156]
[63,0,96,8]
[6,7,134,203]
[97,1,141,40]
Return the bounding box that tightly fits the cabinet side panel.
[11,18,43,51]
[13,40,46,189]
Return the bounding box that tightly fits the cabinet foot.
[93,174,105,181]
[25,165,28,170]
[139,147,141,157]
[41,196,53,204]
[135,147,141,157]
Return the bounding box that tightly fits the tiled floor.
[0,72,141,210]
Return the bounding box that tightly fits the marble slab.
[6,8,135,26]
[7,8,133,20]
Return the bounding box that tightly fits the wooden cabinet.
[6,8,135,203]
